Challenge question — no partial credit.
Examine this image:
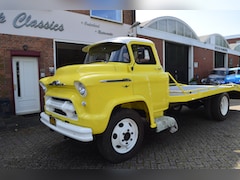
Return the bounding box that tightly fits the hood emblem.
[49,80,65,86]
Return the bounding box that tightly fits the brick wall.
[0,34,53,112]
[228,54,239,67]
[194,47,214,80]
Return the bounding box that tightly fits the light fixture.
[23,44,28,51]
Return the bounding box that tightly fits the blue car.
[202,68,229,85]
[225,67,240,84]
[201,67,240,85]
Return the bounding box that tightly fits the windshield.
[84,42,130,64]
[210,69,228,76]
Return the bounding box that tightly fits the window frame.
[131,44,156,65]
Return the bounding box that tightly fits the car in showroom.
[201,67,240,85]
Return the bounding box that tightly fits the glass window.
[167,19,176,34]
[149,22,157,29]
[215,35,229,48]
[90,10,122,23]
[147,18,199,40]
[185,27,192,38]
[84,43,130,64]
[177,22,184,36]
[159,19,167,32]
[131,44,156,64]
[235,45,240,52]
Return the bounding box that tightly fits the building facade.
[136,16,240,84]
[0,10,135,115]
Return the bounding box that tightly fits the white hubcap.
[111,118,138,154]
[220,95,229,116]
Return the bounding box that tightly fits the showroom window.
[215,35,229,48]
[90,10,123,23]
[234,45,240,52]
[146,17,199,40]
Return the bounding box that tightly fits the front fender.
[97,95,156,134]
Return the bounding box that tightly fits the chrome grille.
[45,96,77,120]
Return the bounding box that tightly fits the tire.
[172,104,182,112]
[205,93,230,121]
[97,109,144,163]
[166,104,182,115]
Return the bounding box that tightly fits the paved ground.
[0,100,240,169]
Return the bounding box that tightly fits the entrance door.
[12,57,40,115]
[215,52,225,68]
[165,42,189,84]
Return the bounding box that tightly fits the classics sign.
[0,12,64,32]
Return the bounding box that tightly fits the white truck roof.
[82,36,153,52]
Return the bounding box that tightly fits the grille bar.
[45,97,77,120]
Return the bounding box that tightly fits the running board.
[155,116,178,133]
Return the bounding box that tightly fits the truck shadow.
[142,106,240,169]
[30,106,240,168]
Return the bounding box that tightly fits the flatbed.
[169,84,240,102]
[167,72,240,103]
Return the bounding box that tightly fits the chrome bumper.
[40,112,93,142]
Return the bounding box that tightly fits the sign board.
[0,11,131,43]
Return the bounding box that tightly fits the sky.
[136,10,240,37]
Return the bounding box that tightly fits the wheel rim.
[111,118,138,154]
[220,95,229,116]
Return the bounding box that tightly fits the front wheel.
[97,109,144,163]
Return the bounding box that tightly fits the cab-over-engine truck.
[39,37,240,163]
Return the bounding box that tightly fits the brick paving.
[0,100,240,169]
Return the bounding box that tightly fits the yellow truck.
[39,37,240,163]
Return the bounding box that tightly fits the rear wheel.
[97,109,144,163]
[205,93,229,121]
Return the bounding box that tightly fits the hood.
[208,74,225,80]
[43,63,124,86]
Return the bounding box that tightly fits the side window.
[131,44,156,64]
[120,45,130,63]
[229,70,235,75]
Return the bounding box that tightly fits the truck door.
[131,44,169,116]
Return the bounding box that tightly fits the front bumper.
[40,112,93,142]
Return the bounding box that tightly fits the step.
[155,116,178,133]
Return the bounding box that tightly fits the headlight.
[39,82,47,92]
[74,81,87,97]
